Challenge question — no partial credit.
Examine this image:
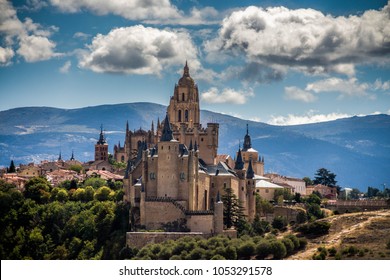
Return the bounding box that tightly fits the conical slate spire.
[194,141,198,151]
[234,148,244,170]
[216,191,221,202]
[97,124,107,144]
[160,113,173,142]
[246,159,255,179]
[58,151,62,161]
[70,150,75,161]
[242,124,252,151]
[189,139,193,150]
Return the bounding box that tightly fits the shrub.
[237,241,256,259]
[272,216,288,231]
[298,238,308,250]
[297,220,331,236]
[335,252,342,260]
[285,234,300,250]
[281,238,295,255]
[347,245,358,256]
[256,241,272,259]
[328,247,337,256]
[270,241,287,260]
[223,245,237,260]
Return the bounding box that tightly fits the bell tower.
[167,61,200,129]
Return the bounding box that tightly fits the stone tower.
[95,125,108,161]
[241,124,264,176]
[168,61,200,129]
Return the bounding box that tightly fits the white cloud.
[0,0,60,63]
[205,4,390,77]
[73,32,90,40]
[79,25,199,75]
[17,35,59,62]
[49,0,220,25]
[201,87,254,104]
[284,86,316,102]
[285,76,389,102]
[49,0,181,21]
[59,60,71,73]
[373,79,390,91]
[306,77,371,98]
[268,111,351,126]
[0,46,14,66]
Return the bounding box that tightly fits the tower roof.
[234,148,244,170]
[178,61,194,86]
[97,124,107,145]
[160,113,174,141]
[242,124,252,151]
[246,159,255,179]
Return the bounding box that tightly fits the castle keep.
[119,63,265,234]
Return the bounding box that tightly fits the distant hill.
[1,103,389,191]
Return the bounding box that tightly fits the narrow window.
[185,110,189,122]
[178,110,182,122]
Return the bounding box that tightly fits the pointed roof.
[246,159,255,179]
[234,148,244,170]
[216,191,221,202]
[189,139,193,150]
[97,124,107,145]
[242,123,252,151]
[58,151,62,161]
[160,113,174,141]
[70,150,75,161]
[194,141,198,151]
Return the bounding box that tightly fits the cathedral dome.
[178,61,195,87]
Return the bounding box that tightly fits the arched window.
[185,110,189,122]
[178,110,182,122]
[182,92,185,101]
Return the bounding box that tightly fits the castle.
[116,62,265,234]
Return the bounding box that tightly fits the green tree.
[24,177,51,204]
[313,168,337,187]
[222,185,246,230]
[302,176,313,186]
[94,186,114,201]
[8,160,16,173]
[272,216,288,231]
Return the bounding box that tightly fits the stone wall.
[143,200,185,229]
[187,214,214,234]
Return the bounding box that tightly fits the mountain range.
[1,103,389,191]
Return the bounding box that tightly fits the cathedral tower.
[167,61,200,129]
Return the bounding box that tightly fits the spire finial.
[246,123,249,135]
[183,61,189,77]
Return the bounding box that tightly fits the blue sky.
[1,0,389,125]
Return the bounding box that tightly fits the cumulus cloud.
[284,76,390,102]
[268,111,351,126]
[284,86,316,102]
[306,77,371,98]
[201,87,254,104]
[59,60,71,73]
[50,0,180,21]
[0,0,60,63]
[79,25,199,75]
[49,0,219,25]
[205,4,390,77]
[0,46,14,66]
